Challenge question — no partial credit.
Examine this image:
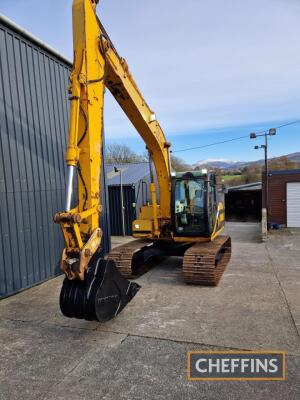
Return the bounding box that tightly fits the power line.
[171,118,300,154]
[171,135,249,153]
[267,119,300,130]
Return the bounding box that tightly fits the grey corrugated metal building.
[0,15,110,298]
[107,162,153,235]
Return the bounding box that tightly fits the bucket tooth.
[60,253,141,322]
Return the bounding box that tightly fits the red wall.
[264,170,300,225]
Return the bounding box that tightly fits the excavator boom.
[54,0,172,281]
[54,0,231,322]
[101,23,171,221]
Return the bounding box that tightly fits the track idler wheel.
[59,253,141,322]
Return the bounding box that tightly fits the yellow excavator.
[54,0,231,322]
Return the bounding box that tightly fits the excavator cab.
[172,171,221,238]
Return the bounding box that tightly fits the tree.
[171,155,191,172]
[106,144,145,164]
[106,144,192,172]
[241,166,261,184]
[268,156,298,171]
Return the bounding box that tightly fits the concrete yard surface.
[0,222,299,399]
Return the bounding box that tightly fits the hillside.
[195,152,300,171]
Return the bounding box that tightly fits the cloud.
[3,0,299,140]
[100,0,300,138]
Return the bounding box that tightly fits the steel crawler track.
[107,239,150,278]
[182,235,231,286]
[108,236,231,285]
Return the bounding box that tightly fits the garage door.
[287,182,300,227]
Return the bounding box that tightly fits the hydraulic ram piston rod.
[65,165,75,211]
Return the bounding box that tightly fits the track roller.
[60,252,141,322]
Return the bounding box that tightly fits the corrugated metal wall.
[108,185,136,235]
[99,141,111,255]
[0,17,110,298]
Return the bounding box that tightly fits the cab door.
[208,178,218,234]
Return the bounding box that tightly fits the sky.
[1,0,300,164]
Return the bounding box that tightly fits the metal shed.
[264,169,300,227]
[0,15,110,298]
[107,162,153,235]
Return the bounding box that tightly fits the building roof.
[106,163,150,186]
[268,169,300,176]
[228,182,262,191]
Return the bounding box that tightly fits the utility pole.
[264,133,268,222]
[114,166,126,236]
[250,128,276,227]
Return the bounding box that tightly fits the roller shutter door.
[287,182,300,227]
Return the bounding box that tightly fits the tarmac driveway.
[0,222,299,399]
